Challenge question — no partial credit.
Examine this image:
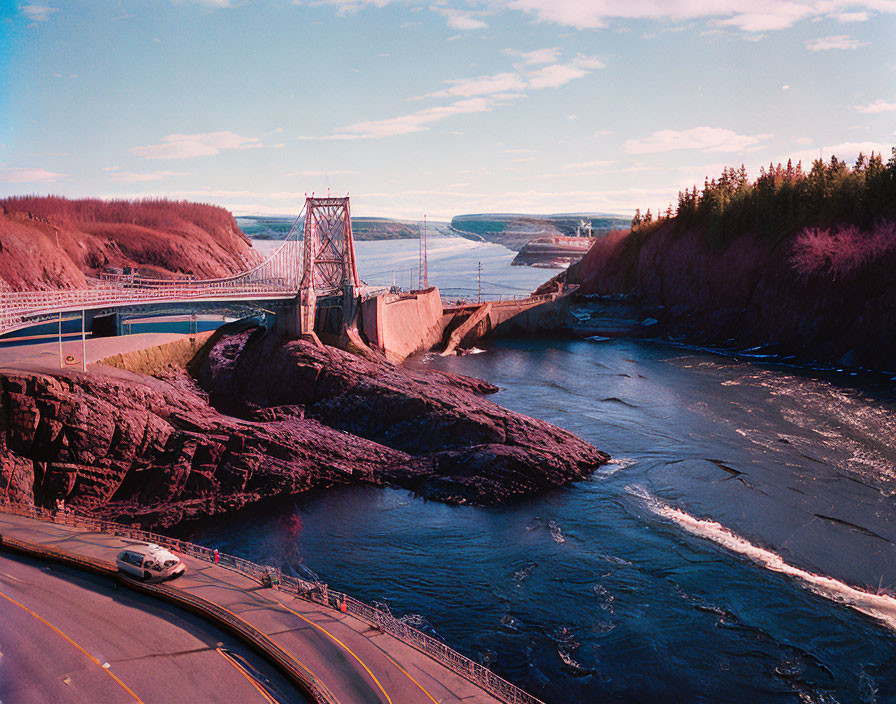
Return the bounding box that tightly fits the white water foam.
[595,457,638,478]
[628,486,896,632]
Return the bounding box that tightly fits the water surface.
[192,335,896,703]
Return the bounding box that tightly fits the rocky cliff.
[559,223,896,370]
[0,325,607,528]
[0,197,260,290]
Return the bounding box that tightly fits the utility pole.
[423,214,428,289]
[478,261,482,304]
[80,309,87,372]
[418,217,423,289]
[57,312,63,369]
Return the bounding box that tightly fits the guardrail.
[0,501,545,704]
[0,533,338,704]
[441,292,560,310]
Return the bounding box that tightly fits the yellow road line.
[377,650,439,704]
[278,601,393,704]
[216,647,278,704]
[0,587,145,703]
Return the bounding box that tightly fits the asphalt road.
[0,551,309,704]
[0,509,515,704]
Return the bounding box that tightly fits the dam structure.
[0,195,564,363]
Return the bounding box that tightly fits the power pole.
[423,214,428,289]
[80,309,87,372]
[57,312,63,369]
[478,261,482,304]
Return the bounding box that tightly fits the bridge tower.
[298,196,360,334]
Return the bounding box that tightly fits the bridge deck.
[0,512,514,704]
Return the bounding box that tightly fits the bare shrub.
[791,219,896,278]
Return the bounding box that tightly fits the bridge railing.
[0,501,544,704]
[441,291,559,309]
[0,282,297,324]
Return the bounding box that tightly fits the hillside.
[236,215,437,241]
[555,150,896,370]
[450,212,631,251]
[0,197,260,291]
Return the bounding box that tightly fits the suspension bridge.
[0,196,361,338]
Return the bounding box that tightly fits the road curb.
[0,534,339,704]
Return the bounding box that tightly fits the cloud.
[0,167,67,183]
[21,4,57,21]
[571,54,608,70]
[110,170,186,182]
[307,0,895,37]
[795,137,813,145]
[784,141,892,167]
[497,1,893,33]
[421,55,603,99]
[718,6,814,32]
[423,72,528,99]
[823,141,892,160]
[130,131,272,159]
[524,63,588,89]
[440,10,488,30]
[503,47,561,65]
[527,60,599,89]
[322,98,496,139]
[623,126,770,154]
[805,35,866,51]
[316,51,604,140]
[854,99,896,113]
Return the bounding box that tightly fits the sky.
[1,0,895,219]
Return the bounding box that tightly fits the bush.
[791,220,896,279]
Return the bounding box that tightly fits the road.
[0,551,308,704]
[0,512,515,704]
[0,332,191,371]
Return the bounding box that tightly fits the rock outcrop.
[0,326,607,528]
[560,223,896,370]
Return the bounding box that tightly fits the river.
[190,237,896,703]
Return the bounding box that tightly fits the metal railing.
[0,501,544,704]
[441,291,560,310]
[0,532,338,704]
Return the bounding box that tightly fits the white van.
[115,543,186,581]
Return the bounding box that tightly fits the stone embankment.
[0,323,607,528]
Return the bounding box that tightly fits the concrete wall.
[457,294,569,347]
[97,331,214,375]
[360,288,446,363]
